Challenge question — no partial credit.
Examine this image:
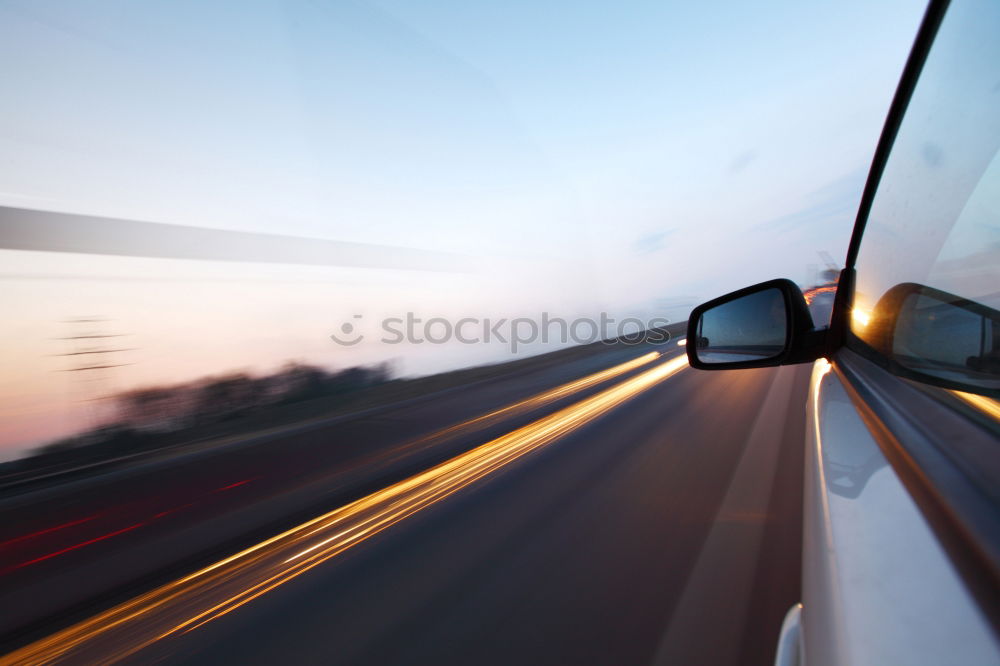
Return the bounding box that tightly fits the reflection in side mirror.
[695,287,788,364]
[868,283,1000,393]
[687,278,823,370]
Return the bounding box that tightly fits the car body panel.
[799,354,999,665]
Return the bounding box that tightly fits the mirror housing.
[687,278,826,370]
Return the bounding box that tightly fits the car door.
[685,0,1000,663]
[794,0,1000,663]
[778,0,1000,666]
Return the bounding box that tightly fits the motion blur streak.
[0,516,99,549]
[396,351,662,450]
[0,353,687,665]
[213,478,257,493]
[6,525,145,573]
[0,206,467,272]
[0,354,656,575]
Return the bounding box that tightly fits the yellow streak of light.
[1,352,687,666]
[949,390,1000,421]
[851,307,871,328]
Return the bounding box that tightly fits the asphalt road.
[1,349,810,665]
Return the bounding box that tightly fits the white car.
[686,0,1000,663]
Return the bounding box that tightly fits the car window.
[850,0,1000,399]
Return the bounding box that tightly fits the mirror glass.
[892,288,1000,391]
[694,287,788,364]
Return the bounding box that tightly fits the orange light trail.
[1,354,658,577]
[388,350,663,452]
[0,352,687,666]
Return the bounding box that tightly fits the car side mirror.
[687,278,825,370]
[859,282,1000,394]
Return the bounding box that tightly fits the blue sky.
[2,0,924,263]
[0,0,927,453]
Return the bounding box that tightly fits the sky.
[0,0,926,457]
